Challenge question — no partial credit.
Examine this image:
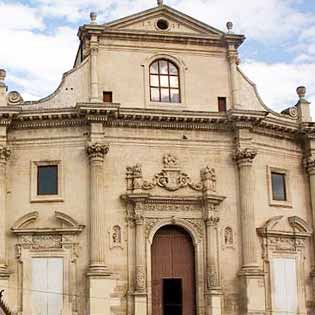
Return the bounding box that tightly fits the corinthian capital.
[86,142,109,160]
[304,157,315,174]
[233,148,257,165]
[0,145,11,162]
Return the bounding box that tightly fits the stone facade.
[0,2,314,315]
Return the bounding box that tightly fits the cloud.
[240,61,315,116]
[1,26,78,98]
[0,3,44,31]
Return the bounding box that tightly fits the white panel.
[31,258,63,315]
[271,258,298,315]
[32,258,48,315]
[47,258,63,315]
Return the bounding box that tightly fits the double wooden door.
[151,225,196,315]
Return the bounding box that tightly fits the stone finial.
[90,12,97,24]
[297,86,306,100]
[0,70,6,84]
[157,0,163,6]
[226,21,233,33]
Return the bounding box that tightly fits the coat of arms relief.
[126,153,216,193]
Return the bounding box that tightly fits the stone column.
[233,148,258,269]
[134,203,147,315]
[228,45,240,108]
[0,70,7,107]
[90,35,99,102]
[0,146,10,276]
[86,142,110,275]
[233,147,265,315]
[305,158,315,291]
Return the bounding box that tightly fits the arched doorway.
[151,225,196,315]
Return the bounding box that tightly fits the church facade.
[0,2,315,315]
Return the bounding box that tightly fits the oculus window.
[37,165,58,195]
[150,59,181,103]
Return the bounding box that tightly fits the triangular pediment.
[105,5,224,37]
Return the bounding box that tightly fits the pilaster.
[228,44,241,108]
[90,35,100,102]
[0,145,10,279]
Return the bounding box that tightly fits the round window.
[156,19,169,30]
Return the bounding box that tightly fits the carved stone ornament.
[233,148,257,164]
[126,154,216,193]
[86,142,109,159]
[32,235,62,249]
[136,265,146,291]
[7,91,23,105]
[257,215,312,258]
[304,157,315,174]
[207,271,219,289]
[0,146,11,162]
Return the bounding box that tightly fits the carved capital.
[135,213,144,225]
[233,148,257,166]
[86,142,109,160]
[227,50,240,65]
[0,145,11,163]
[205,215,220,227]
[304,158,315,175]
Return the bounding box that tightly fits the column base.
[238,267,266,315]
[88,276,116,315]
[87,264,112,277]
[134,292,147,315]
[206,288,223,315]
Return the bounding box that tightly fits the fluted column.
[0,146,10,275]
[228,45,240,108]
[233,148,258,270]
[87,142,109,275]
[90,35,99,102]
[134,205,146,292]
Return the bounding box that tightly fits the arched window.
[150,59,181,103]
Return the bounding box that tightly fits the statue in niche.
[112,225,122,244]
[224,227,233,246]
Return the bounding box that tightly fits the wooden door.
[151,225,196,315]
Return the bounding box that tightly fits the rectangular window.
[103,91,113,103]
[271,172,286,201]
[271,258,298,315]
[32,258,63,315]
[218,97,227,112]
[37,165,58,195]
[163,278,182,315]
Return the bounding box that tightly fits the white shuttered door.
[271,258,298,315]
[32,258,63,315]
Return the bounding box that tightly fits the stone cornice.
[2,104,309,140]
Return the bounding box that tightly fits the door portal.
[151,225,196,315]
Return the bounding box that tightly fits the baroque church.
[0,1,314,315]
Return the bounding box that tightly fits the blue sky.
[1,0,315,114]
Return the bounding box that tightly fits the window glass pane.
[271,172,286,201]
[160,76,169,88]
[170,89,180,103]
[150,75,159,87]
[170,76,179,88]
[271,258,298,315]
[159,60,168,74]
[38,165,58,195]
[161,88,170,102]
[150,61,159,74]
[151,88,160,102]
[169,63,178,75]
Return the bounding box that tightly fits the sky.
[1,0,315,115]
